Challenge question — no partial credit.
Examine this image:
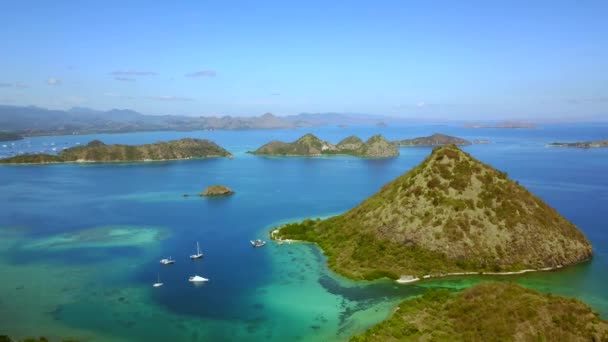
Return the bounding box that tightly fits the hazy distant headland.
[0,105,404,137]
[548,140,608,148]
[464,120,536,129]
[0,138,232,164]
[0,132,23,142]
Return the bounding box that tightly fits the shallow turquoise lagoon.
[1,124,607,341]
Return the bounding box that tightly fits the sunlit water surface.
[1,124,607,341]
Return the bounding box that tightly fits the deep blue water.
[0,123,607,341]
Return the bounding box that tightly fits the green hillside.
[0,138,232,164]
[250,133,398,158]
[351,282,608,342]
[273,145,592,280]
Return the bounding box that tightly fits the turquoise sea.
[1,124,607,341]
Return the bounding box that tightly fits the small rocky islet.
[249,133,399,158]
[0,138,232,164]
[199,185,235,196]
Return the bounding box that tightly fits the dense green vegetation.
[274,145,592,280]
[393,133,471,146]
[350,282,608,341]
[0,138,232,164]
[0,336,78,342]
[0,132,23,141]
[0,154,64,164]
[250,133,398,158]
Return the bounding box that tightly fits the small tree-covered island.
[249,133,399,158]
[393,133,471,147]
[0,138,232,164]
[272,145,592,281]
[350,282,608,341]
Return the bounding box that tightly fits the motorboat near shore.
[250,239,266,247]
[188,275,209,283]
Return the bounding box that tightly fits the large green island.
[0,138,232,164]
[249,133,398,158]
[272,145,591,281]
[393,133,471,146]
[549,140,608,148]
[351,282,608,341]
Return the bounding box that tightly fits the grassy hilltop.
[0,138,232,164]
[351,282,608,342]
[274,145,592,280]
[250,133,399,158]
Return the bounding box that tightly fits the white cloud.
[416,101,426,108]
[0,82,28,88]
[47,77,61,86]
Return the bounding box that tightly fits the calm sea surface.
[1,123,607,341]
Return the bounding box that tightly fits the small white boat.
[188,275,209,283]
[250,239,266,248]
[153,273,163,287]
[190,241,203,259]
[160,256,175,265]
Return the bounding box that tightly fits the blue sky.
[0,0,606,119]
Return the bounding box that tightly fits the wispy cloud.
[114,77,136,82]
[0,82,28,88]
[185,70,217,77]
[47,77,61,86]
[147,95,194,102]
[111,70,157,76]
[394,101,430,109]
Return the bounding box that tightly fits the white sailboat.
[153,273,163,287]
[160,256,175,265]
[190,241,203,259]
[250,239,266,247]
[188,275,209,283]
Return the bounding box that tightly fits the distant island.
[0,138,232,164]
[0,132,23,142]
[393,133,471,146]
[200,185,235,196]
[465,120,536,129]
[249,133,399,158]
[272,145,591,281]
[351,282,608,341]
[548,140,608,148]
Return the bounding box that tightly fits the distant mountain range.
[0,105,397,136]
